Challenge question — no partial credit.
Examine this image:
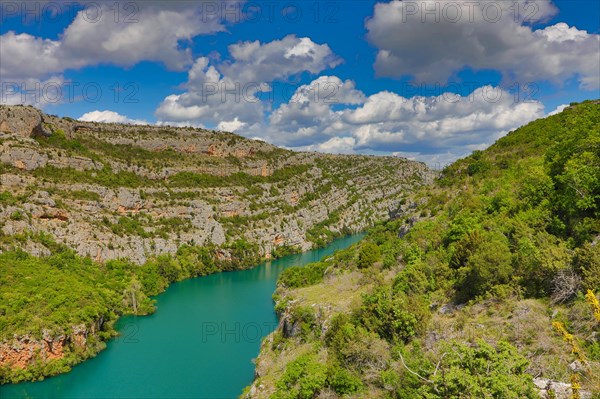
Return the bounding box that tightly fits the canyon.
[0,105,434,382]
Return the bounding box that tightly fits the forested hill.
[246,100,600,399]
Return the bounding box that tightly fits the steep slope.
[0,105,435,383]
[245,100,600,399]
[0,105,433,263]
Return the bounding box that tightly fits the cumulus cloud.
[392,150,463,169]
[155,35,341,126]
[295,136,358,154]
[0,32,70,81]
[366,0,600,89]
[251,77,545,165]
[217,118,247,132]
[155,58,267,126]
[0,1,238,81]
[79,110,148,125]
[0,75,66,107]
[344,85,544,154]
[262,76,365,146]
[220,36,342,83]
[548,104,569,116]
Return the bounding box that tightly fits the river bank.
[1,234,365,399]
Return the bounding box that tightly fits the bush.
[574,243,600,290]
[325,314,390,371]
[0,191,18,206]
[327,364,363,395]
[456,231,513,300]
[357,241,381,269]
[359,287,431,343]
[393,264,430,295]
[110,216,148,238]
[289,306,318,341]
[279,262,327,288]
[418,340,539,399]
[10,210,24,221]
[272,354,328,399]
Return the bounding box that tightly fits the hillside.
[244,100,600,399]
[0,105,434,383]
[0,105,434,263]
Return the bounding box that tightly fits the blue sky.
[1,0,599,165]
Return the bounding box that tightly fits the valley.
[0,105,434,384]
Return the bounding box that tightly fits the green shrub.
[0,191,18,206]
[288,306,318,341]
[357,241,381,269]
[273,354,328,399]
[359,287,431,343]
[575,243,600,290]
[327,364,363,395]
[279,262,327,288]
[455,231,514,300]
[418,340,538,399]
[110,217,148,238]
[392,264,430,295]
[10,210,24,221]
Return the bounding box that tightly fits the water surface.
[1,234,364,399]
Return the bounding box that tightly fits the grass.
[287,270,367,315]
[429,298,576,382]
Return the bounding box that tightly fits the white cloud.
[0,32,69,81]
[155,36,341,127]
[251,78,545,165]
[0,1,238,81]
[392,151,464,168]
[220,36,342,84]
[295,136,358,154]
[79,110,147,125]
[366,1,600,89]
[548,104,569,116]
[155,120,205,129]
[261,76,365,147]
[155,57,267,126]
[288,76,365,105]
[343,86,545,153]
[217,118,247,132]
[0,75,66,107]
[155,93,212,122]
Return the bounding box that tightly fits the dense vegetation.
[249,101,600,398]
[0,237,262,384]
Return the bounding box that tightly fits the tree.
[457,231,513,300]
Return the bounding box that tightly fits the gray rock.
[29,191,56,207]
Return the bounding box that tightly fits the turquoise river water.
[1,234,364,399]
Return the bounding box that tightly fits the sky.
[1,0,599,166]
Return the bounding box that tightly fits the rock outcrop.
[0,105,436,264]
[0,105,56,139]
[0,325,90,370]
[534,378,592,399]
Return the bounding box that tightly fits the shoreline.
[1,233,366,387]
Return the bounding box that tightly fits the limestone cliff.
[0,105,436,264]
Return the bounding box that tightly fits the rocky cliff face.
[0,325,90,370]
[0,105,436,264]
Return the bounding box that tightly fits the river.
[1,234,364,399]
